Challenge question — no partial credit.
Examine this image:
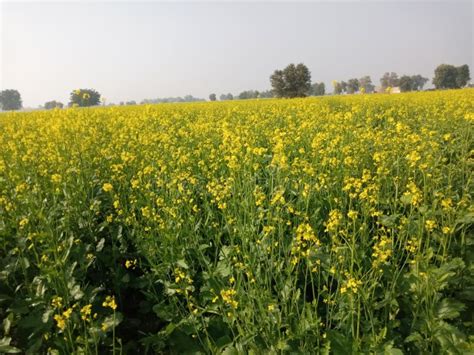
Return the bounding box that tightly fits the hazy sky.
[1,1,472,107]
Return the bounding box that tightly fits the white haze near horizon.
[1,1,472,107]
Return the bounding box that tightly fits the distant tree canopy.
[346,79,360,94]
[270,63,311,98]
[125,100,136,105]
[433,64,471,89]
[359,76,375,93]
[44,100,64,109]
[380,72,400,89]
[332,81,343,95]
[258,90,274,98]
[0,89,22,111]
[220,93,234,101]
[238,90,260,100]
[141,96,204,104]
[310,82,325,96]
[398,75,429,92]
[209,93,217,101]
[69,89,101,107]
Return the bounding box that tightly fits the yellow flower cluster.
[102,295,117,310]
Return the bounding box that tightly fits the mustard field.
[0,89,473,354]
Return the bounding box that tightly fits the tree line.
[0,63,470,111]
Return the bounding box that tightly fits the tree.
[220,93,234,101]
[432,64,470,89]
[44,100,64,109]
[347,78,360,94]
[456,64,470,87]
[258,90,273,98]
[69,89,101,107]
[238,90,259,100]
[270,63,311,98]
[398,74,429,92]
[359,76,375,93]
[398,75,414,92]
[380,72,399,89]
[332,81,343,95]
[209,93,216,101]
[412,75,429,90]
[340,81,348,93]
[125,100,136,105]
[310,82,325,96]
[0,89,22,111]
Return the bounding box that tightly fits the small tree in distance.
[209,93,217,101]
[44,100,64,109]
[0,89,22,111]
[69,89,101,107]
[270,63,311,98]
[310,82,325,96]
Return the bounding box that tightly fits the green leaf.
[96,238,105,252]
[222,346,239,355]
[326,330,352,354]
[0,337,21,353]
[176,259,189,269]
[436,298,465,320]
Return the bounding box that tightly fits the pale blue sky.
[1,1,472,107]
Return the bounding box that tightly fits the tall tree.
[398,75,414,92]
[270,63,311,98]
[347,78,360,94]
[0,89,22,111]
[456,64,471,88]
[380,72,399,89]
[209,93,217,101]
[332,81,342,95]
[359,76,375,93]
[340,81,348,93]
[69,89,101,107]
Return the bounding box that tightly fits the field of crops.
[0,89,473,354]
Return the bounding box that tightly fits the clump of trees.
[310,82,325,96]
[44,100,64,109]
[380,72,400,90]
[433,64,470,89]
[332,76,374,94]
[0,89,22,111]
[69,89,101,107]
[141,95,204,104]
[220,93,234,101]
[209,93,217,101]
[398,75,429,92]
[238,90,260,100]
[270,63,311,98]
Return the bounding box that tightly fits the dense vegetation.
[0,90,473,354]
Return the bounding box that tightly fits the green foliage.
[270,63,311,98]
[238,90,259,100]
[0,90,473,353]
[433,64,471,89]
[359,76,375,93]
[310,82,325,96]
[69,88,101,107]
[220,93,234,101]
[209,93,217,101]
[0,90,22,111]
[347,78,360,94]
[44,101,64,110]
[380,72,400,90]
